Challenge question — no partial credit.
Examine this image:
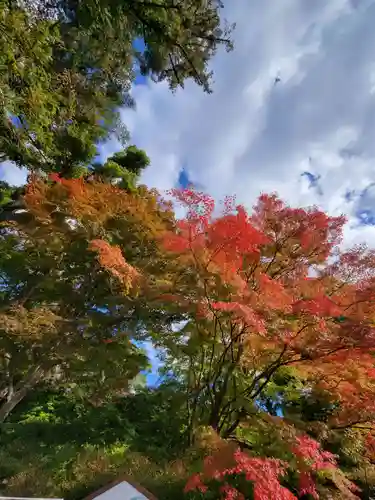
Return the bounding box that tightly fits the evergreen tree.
[0,0,234,176]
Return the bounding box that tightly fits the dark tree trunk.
[0,365,42,423]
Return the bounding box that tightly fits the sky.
[3,0,375,382]
[3,0,375,248]
[102,0,375,250]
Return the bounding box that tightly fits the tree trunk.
[0,365,42,423]
[208,362,238,431]
[221,416,241,438]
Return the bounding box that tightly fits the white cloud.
[0,161,28,186]
[101,0,375,248]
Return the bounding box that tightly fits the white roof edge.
[0,497,63,500]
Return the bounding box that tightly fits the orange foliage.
[24,175,174,239]
[89,239,140,292]
[22,175,177,293]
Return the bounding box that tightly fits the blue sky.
[177,167,192,189]
[139,341,162,387]
[133,38,147,86]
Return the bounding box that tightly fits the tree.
[0,219,147,421]
[1,0,234,176]
[0,3,131,175]
[2,185,375,498]
[91,145,150,191]
[151,189,375,445]
[0,175,181,421]
[184,429,359,499]
[22,0,234,93]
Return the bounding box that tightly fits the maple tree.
[0,175,181,421]
[183,427,360,499]
[154,189,375,440]
[127,187,375,498]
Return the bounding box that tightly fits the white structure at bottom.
[90,481,148,500]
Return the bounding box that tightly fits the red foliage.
[292,294,342,317]
[185,433,360,500]
[165,189,268,278]
[258,273,293,312]
[184,473,208,494]
[231,451,296,500]
[48,173,62,183]
[219,483,244,500]
[250,193,345,264]
[185,448,296,500]
[292,434,336,470]
[365,433,375,461]
[161,188,375,430]
[298,472,318,499]
[292,435,336,499]
[211,301,266,335]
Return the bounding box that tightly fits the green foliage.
[284,388,340,424]
[0,225,148,407]
[256,369,340,424]
[0,180,14,207]
[0,179,179,421]
[93,145,150,191]
[25,0,234,93]
[0,386,191,499]
[6,383,187,456]
[110,147,151,175]
[0,0,233,177]
[0,3,131,175]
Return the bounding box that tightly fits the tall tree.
[23,0,234,93]
[149,189,375,443]
[0,175,180,421]
[0,0,233,176]
[0,3,131,175]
